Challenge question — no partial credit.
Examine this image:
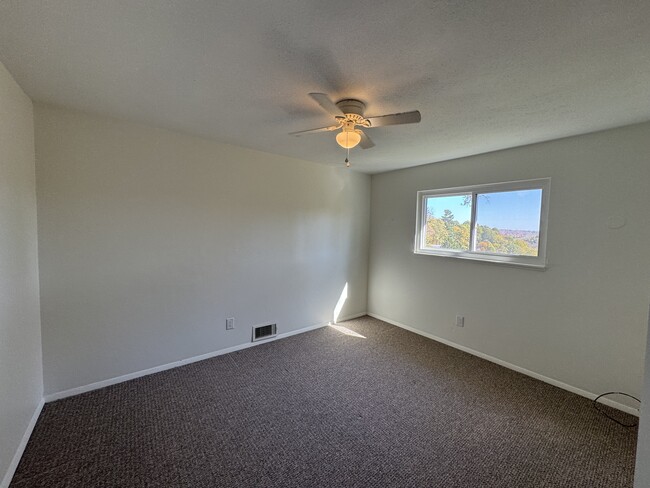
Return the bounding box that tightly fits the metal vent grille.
[252,323,276,342]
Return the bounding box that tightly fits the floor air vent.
[252,323,277,342]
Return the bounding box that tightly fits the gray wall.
[369,123,650,401]
[35,104,370,395]
[0,63,43,483]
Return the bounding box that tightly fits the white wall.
[369,123,650,402]
[0,63,43,484]
[34,104,370,395]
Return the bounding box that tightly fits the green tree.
[441,209,455,226]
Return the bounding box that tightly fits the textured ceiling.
[1,0,649,173]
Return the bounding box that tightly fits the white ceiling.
[1,1,649,173]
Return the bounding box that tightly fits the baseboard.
[367,312,640,417]
[0,398,45,488]
[44,312,366,403]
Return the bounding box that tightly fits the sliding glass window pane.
[474,189,542,256]
[424,194,472,251]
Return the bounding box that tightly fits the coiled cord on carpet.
[593,392,641,428]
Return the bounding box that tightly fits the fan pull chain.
[345,146,351,168]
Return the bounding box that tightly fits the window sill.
[414,249,547,270]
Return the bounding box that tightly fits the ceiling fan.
[290,93,421,166]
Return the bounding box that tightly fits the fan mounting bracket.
[336,99,366,117]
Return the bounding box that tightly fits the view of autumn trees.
[425,208,539,256]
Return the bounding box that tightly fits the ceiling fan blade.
[289,125,339,136]
[367,110,421,128]
[309,93,344,117]
[359,131,375,149]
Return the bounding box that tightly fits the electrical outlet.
[455,315,464,327]
[226,317,235,330]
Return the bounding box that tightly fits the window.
[415,178,550,268]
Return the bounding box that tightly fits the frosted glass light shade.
[336,130,361,149]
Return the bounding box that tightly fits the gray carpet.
[11,316,638,487]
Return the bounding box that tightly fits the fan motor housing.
[336,99,365,117]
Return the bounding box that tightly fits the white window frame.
[414,178,551,269]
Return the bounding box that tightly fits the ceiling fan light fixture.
[291,93,420,156]
[336,129,361,149]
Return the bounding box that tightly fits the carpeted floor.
[11,316,638,487]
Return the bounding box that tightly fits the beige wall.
[369,123,650,402]
[0,63,43,484]
[34,104,370,395]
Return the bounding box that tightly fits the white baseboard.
[1,398,45,488]
[45,313,365,403]
[367,312,640,417]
